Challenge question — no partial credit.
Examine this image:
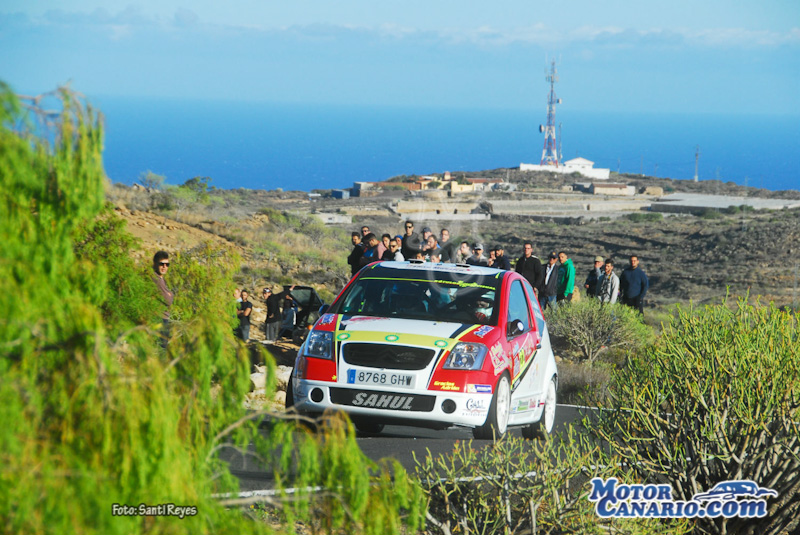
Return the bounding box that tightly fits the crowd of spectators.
[343,219,650,315]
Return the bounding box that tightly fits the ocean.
[95,97,800,193]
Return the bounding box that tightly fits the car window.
[506,280,531,333]
[521,279,544,334]
[331,267,501,324]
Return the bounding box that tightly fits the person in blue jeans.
[540,252,560,312]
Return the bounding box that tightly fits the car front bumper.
[292,377,493,428]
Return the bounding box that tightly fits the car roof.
[367,260,510,277]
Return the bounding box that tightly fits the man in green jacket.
[557,251,576,302]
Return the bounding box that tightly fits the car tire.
[285,368,295,409]
[473,373,511,440]
[522,376,556,439]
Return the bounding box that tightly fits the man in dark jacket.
[347,232,365,276]
[237,289,253,341]
[620,254,649,315]
[492,245,511,271]
[439,228,457,263]
[401,220,423,260]
[263,285,295,343]
[584,256,604,297]
[515,242,543,294]
[540,251,560,311]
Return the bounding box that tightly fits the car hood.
[337,315,477,340]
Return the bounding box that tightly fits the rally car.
[286,260,558,439]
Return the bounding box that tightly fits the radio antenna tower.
[539,59,562,166]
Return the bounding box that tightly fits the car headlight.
[443,342,488,370]
[303,330,333,360]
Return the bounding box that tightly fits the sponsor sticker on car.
[466,384,493,393]
[330,388,435,412]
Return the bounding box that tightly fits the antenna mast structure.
[694,145,700,182]
[539,59,561,166]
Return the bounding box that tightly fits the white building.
[520,157,610,180]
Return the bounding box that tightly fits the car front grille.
[342,343,436,370]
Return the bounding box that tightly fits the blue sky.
[2,1,799,114]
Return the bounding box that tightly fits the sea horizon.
[94,96,800,194]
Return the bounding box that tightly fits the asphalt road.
[224,404,594,494]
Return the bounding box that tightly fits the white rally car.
[287,261,558,439]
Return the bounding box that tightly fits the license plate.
[346,369,415,389]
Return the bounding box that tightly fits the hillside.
[109,176,800,312]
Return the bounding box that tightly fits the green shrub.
[626,212,663,223]
[416,429,688,535]
[546,299,654,364]
[592,299,800,535]
[0,84,424,535]
[699,208,723,219]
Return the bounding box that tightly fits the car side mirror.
[507,319,524,338]
[318,304,329,315]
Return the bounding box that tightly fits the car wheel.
[285,368,295,409]
[354,421,385,435]
[523,377,556,439]
[473,373,511,440]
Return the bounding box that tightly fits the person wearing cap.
[597,258,620,305]
[421,227,433,243]
[541,252,560,311]
[492,245,511,271]
[557,251,576,303]
[584,255,605,298]
[466,243,489,266]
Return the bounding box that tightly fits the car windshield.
[331,267,502,325]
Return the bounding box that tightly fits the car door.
[504,279,540,397]
[521,278,550,397]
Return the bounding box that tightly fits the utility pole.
[694,145,700,182]
[617,158,620,174]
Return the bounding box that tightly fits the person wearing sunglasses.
[152,251,174,346]
[401,220,423,260]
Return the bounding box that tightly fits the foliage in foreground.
[416,428,690,535]
[593,299,800,535]
[0,83,423,534]
[546,299,654,363]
